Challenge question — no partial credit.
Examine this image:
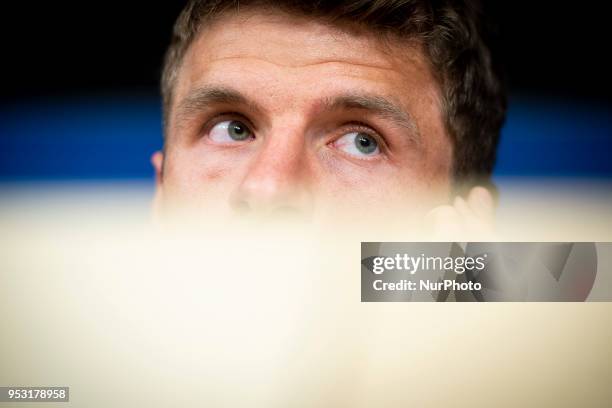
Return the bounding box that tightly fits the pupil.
[355,133,377,154]
[228,120,249,140]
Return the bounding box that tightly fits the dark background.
[1,1,611,181]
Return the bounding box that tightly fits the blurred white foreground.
[0,178,611,407]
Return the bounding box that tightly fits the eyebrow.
[174,86,263,129]
[174,85,419,143]
[322,93,420,143]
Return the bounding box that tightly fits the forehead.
[172,8,441,120]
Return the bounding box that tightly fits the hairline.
[161,6,432,135]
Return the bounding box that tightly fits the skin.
[152,9,493,229]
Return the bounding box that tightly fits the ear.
[151,151,164,185]
[151,151,165,219]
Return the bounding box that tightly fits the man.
[151,0,506,230]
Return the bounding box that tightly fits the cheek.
[313,156,406,205]
[200,165,226,182]
[163,146,245,198]
[313,153,449,219]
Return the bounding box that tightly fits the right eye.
[208,120,254,143]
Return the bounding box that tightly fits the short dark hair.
[161,0,506,181]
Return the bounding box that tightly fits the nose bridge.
[231,120,312,215]
[255,122,305,179]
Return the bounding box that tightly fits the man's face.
[155,9,453,223]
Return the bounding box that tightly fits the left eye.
[333,132,380,157]
[208,119,254,143]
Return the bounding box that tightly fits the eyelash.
[331,121,388,150]
[200,113,389,156]
[201,112,256,139]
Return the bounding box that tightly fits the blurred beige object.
[0,179,611,407]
